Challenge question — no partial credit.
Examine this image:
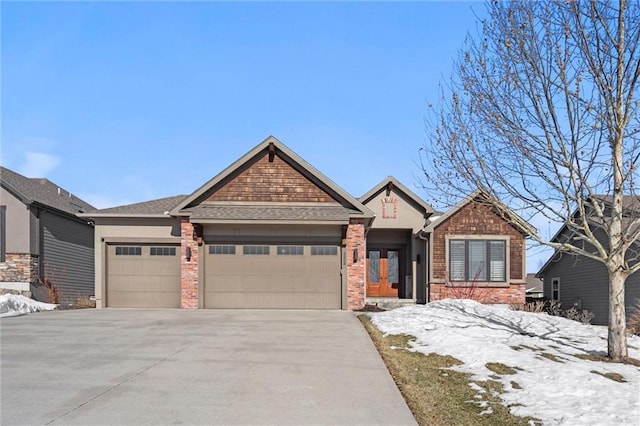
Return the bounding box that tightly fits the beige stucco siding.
[365,189,426,232]
[92,217,181,308]
[1,187,30,253]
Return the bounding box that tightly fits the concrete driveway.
[1,309,416,425]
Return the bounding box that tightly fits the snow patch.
[0,294,57,317]
[369,299,640,426]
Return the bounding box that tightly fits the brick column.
[346,219,365,310]
[180,219,199,309]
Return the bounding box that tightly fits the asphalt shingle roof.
[189,204,354,222]
[86,195,187,216]
[1,167,95,215]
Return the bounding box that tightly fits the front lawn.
[360,299,640,425]
[359,315,538,426]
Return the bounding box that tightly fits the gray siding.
[34,210,94,303]
[542,252,640,326]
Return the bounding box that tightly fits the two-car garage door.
[204,243,342,309]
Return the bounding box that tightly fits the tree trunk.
[608,264,628,361]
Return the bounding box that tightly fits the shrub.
[563,307,595,325]
[510,300,595,325]
[627,300,640,336]
[510,300,545,313]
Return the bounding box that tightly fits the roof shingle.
[189,205,354,222]
[85,195,187,216]
[1,167,95,215]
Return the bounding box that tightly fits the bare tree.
[421,0,639,361]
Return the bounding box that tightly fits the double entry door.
[366,248,402,297]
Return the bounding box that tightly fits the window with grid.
[310,246,338,256]
[449,239,506,282]
[115,246,142,256]
[243,245,270,255]
[150,247,176,256]
[209,245,236,255]
[277,246,303,255]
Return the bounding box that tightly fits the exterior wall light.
[186,247,192,262]
[353,248,358,263]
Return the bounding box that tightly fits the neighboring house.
[82,136,533,310]
[525,273,544,302]
[537,196,640,325]
[0,167,95,303]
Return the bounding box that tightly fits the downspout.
[416,229,430,303]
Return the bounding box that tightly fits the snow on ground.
[369,299,640,426]
[0,294,57,318]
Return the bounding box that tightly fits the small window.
[0,205,6,262]
[209,245,236,255]
[277,246,303,255]
[551,278,560,301]
[150,247,176,256]
[115,246,142,256]
[311,246,338,256]
[243,245,270,255]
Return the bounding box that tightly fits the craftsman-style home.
[82,136,531,309]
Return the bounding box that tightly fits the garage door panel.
[107,244,180,308]
[205,242,341,309]
[208,292,340,309]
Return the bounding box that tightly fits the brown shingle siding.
[431,201,524,282]
[208,154,338,203]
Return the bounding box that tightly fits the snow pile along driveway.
[369,299,640,425]
[0,294,57,318]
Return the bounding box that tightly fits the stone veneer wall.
[0,253,38,285]
[180,220,199,309]
[346,219,366,310]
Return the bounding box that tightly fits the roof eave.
[189,219,350,225]
[359,175,434,215]
[78,213,175,219]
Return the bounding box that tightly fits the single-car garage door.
[107,244,181,308]
[204,243,342,309]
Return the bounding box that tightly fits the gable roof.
[422,189,537,235]
[359,176,435,216]
[0,166,95,216]
[169,136,375,221]
[536,194,640,277]
[81,195,187,218]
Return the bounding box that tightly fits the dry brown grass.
[574,353,640,367]
[359,315,540,426]
[590,370,627,383]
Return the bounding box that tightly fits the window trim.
[446,236,508,283]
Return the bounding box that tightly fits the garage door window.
[243,245,270,255]
[277,246,303,255]
[150,247,176,256]
[209,245,236,255]
[311,246,338,256]
[115,246,142,256]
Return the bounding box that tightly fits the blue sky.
[1,1,549,269]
